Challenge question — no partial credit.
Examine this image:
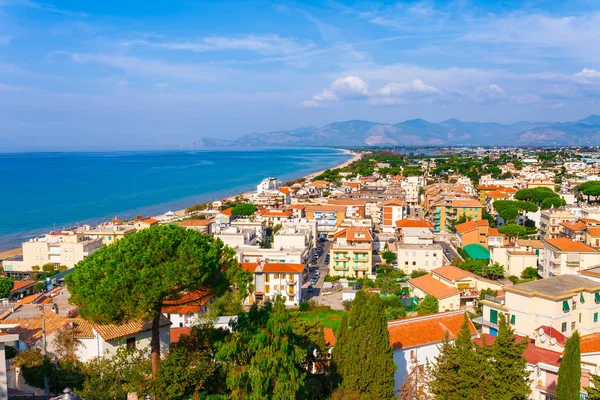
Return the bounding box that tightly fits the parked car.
[353,284,362,290]
[444,248,450,254]
[307,285,314,293]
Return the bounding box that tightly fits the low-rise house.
[134,218,159,230]
[179,219,215,236]
[430,265,503,305]
[559,220,588,242]
[540,209,577,240]
[388,311,476,395]
[304,205,347,237]
[257,209,294,226]
[162,289,213,328]
[216,208,234,228]
[540,237,600,278]
[407,274,461,311]
[588,227,600,248]
[241,262,305,306]
[455,219,507,249]
[216,226,260,248]
[381,200,408,233]
[328,227,373,278]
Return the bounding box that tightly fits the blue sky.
[1,0,600,149]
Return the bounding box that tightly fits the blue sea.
[0,148,351,251]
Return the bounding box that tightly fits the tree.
[333,292,396,398]
[34,282,44,293]
[215,299,306,399]
[53,325,82,360]
[487,313,530,399]
[0,278,14,299]
[498,223,527,241]
[66,225,244,374]
[410,269,428,279]
[399,363,430,400]
[382,250,397,265]
[231,203,258,217]
[42,263,55,273]
[587,373,600,399]
[418,295,438,315]
[521,266,540,280]
[557,330,581,400]
[57,265,68,272]
[31,265,40,271]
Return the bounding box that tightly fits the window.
[490,309,498,324]
[425,252,429,257]
[580,313,582,323]
[265,285,270,294]
[412,261,416,266]
[594,312,598,323]
[126,337,136,350]
[510,315,515,325]
[595,292,600,304]
[562,301,570,312]
[581,293,585,303]
[265,274,270,283]
[561,322,567,332]
[571,321,576,331]
[433,253,437,257]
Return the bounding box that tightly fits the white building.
[216,226,260,248]
[257,177,282,195]
[396,243,443,274]
[241,261,305,306]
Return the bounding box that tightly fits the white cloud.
[123,34,314,56]
[574,68,600,83]
[376,79,439,97]
[330,76,369,97]
[473,84,505,102]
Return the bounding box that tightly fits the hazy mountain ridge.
[192,115,600,147]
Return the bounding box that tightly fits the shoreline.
[0,149,360,258]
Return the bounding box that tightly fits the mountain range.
[192,115,600,148]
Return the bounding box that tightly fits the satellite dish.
[540,335,547,343]
[538,328,545,336]
[550,337,557,346]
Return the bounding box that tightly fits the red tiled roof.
[170,327,192,344]
[408,274,461,299]
[278,187,292,195]
[432,265,475,281]
[381,199,408,206]
[259,210,293,218]
[219,208,233,216]
[179,219,213,227]
[241,262,258,272]
[395,219,433,228]
[560,221,587,231]
[333,227,373,242]
[328,199,366,206]
[162,289,213,315]
[93,315,171,341]
[455,221,478,235]
[488,228,505,237]
[261,263,305,273]
[478,335,561,366]
[545,238,598,252]
[387,312,475,349]
[536,326,567,346]
[11,281,36,293]
[141,218,159,225]
[587,227,600,236]
[580,218,600,225]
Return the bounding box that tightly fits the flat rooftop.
[396,243,443,250]
[507,275,600,299]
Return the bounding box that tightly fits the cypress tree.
[427,332,460,397]
[489,313,530,399]
[452,313,482,399]
[557,331,581,400]
[587,373,600,399]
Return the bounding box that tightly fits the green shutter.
[579,313,582,323]
[595,313,598,323]
[595,293,600,304]
[563,301,570,312]
[510,314,515,325]
[490,309,498,324]
[581,293,585,303]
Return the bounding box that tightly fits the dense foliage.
[0,278,14,299]
[231,203,258,216]
[557,331,581,400]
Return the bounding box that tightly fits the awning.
[563,300,570,312]
[581,293,586,303]
[595,292,600,304]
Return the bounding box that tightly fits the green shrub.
[299,301,310,312]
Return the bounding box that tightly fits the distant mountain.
[191,115,600,147]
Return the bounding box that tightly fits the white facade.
[256,177,282,195]
[397,244,443,274]
[216,226,259,248]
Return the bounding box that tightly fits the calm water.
[0,148,350,251]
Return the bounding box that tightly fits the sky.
[1,0,600,150]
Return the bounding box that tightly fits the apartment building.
[256,177,282,195]
[540,237,600,278]
[236,247,306,264]
[481,275,600,339]
[327,199,366,219]
[179,219,215,236]
[328,227,373,278]
[273,221,316,251]
[75,224,136,245]
[381,199,408,233]
[396,243,443,274]
[399,176,423,206]
[539,209,577,240]
[256,209,294,226]
[430,198,483,232]
[455,219,507,249]
[215,226,259,248]
[3,231,103,272]
[241,261,305,306]
[490,238,544,277]
[304,205,347,236]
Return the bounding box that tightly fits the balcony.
[566,261,580,268]
[48,247,60,255]
[334,256,350,261]
[286,280,296,285]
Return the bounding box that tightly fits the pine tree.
[488,313,530,399]
[587,373,600,399]
[452,313,482,399]
[400,362,430,400]
[332,292,396,399]
[557,331,581,400]
[427,332,460,397]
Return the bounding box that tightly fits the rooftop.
[432,265,475,281]
[506,274,600,299]
[395,219,433,228]
[545,237,598,253]
[387,311,475,350]
[408,274,461,299]
[463,244,491,260]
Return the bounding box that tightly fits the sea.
[0,148,351,251]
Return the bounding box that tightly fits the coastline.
[0,148,360,257]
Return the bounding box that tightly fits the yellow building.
[328,227,373,278]
[431,198,483,232]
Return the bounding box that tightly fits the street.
[436,240,461,264]
[301,239,332,300]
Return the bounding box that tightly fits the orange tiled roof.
[259,210,293,218]
[241,262,258,272]
[432,265,475,281]
[141,218,159,225]
[587,227,600,237]
[516,239,544,249]
[476,220,490,226]
[455,221,478,235]
[388,312,475,349]
[11,281,36,293]
[16,293,42,306]
[545,237,598,252]
[328,199,366,206]
[3,311,68,345]
[395,219,433,228]
[381,199,408,206]
[93,315,171,341]
[504,187,519,193]
[488,228,505,237]
[333,227,373,242]
[560,221,587,231]
[162,289,213,315]
[476,185,501,190]
[486,190,510,198]
[408,274,461,299]
[451,199,484,208]
[219,207,233,216]
[580,332,600,354]
[261,263,305,273]
[323,327,336,347]
[580,218,600,225]
[278,187,292,195]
